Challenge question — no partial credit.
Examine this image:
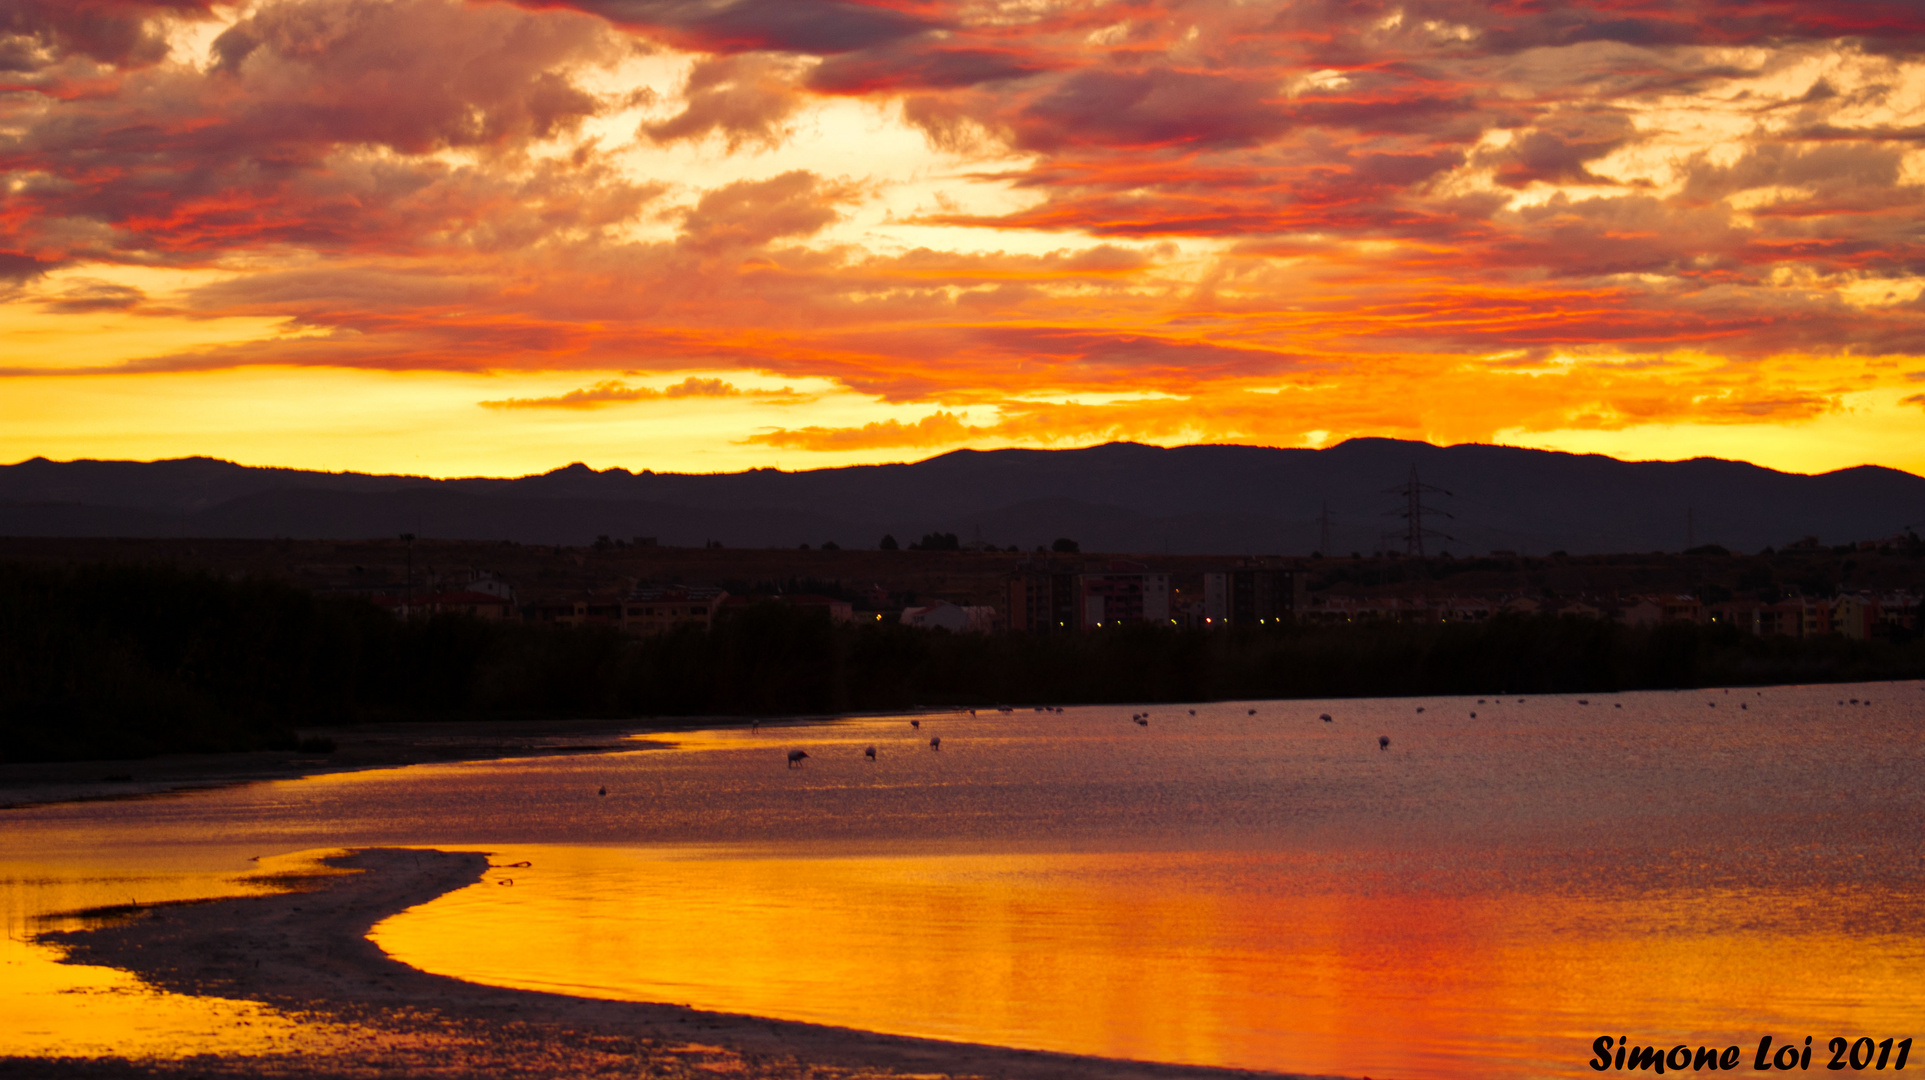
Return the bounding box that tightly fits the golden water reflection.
[376,844,1924,1080]
[0,851,356,1058]
[5,684,1922,1075]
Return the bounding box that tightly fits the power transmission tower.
[1318,501,1332,556]
[1383,465,1453,556]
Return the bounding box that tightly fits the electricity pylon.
[1383,465,1453,556]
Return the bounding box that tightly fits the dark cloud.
[42,279,144,312]
[808,44,1052,94]
[1280,94,1481,136]
[0,0,218,71]
[1481,110,1641,188]
[513,0,936,55]
[207,0,612,154]
[1014,69,1292,150]
[0,250,62,283]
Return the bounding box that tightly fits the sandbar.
[20,848,1325,1080]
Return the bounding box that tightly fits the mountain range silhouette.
[5,439,1921,556]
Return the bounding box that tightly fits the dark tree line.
[4,561,1922,763]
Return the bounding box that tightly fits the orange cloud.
[745,410,989,450]
[5,0,1925,473]
[481,376,745,409]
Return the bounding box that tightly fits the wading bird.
[787,750,809,768]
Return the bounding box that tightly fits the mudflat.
[0,719,679,809]
[21,848,1314,1080]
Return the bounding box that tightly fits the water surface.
[4,683,1922,1077]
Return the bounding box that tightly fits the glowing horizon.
[4,0,1924,478]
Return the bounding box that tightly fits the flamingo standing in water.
[787,750,810,768]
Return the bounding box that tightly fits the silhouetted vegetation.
[5,562,1923,763]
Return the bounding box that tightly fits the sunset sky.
[4,0,1924,478]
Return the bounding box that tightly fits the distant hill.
[3,440,1922,556]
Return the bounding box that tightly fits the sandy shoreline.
[17,848,1320,1080]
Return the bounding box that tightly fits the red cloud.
[5,0,1925,462]
[0,0,634,266]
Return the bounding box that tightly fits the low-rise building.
[523,592,623,627]
[901,600,997,633]
[1618,595,1703,627]
[720,593,856,623]
[1833,593,1879,640]
[1799,596,1834,637]
[622,585,728,635]
[1877,592,1919,635]
[419,589,517,620]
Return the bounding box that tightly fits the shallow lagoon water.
[4,682,1923,1077]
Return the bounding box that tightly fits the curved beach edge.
[31,847,1342,1080]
